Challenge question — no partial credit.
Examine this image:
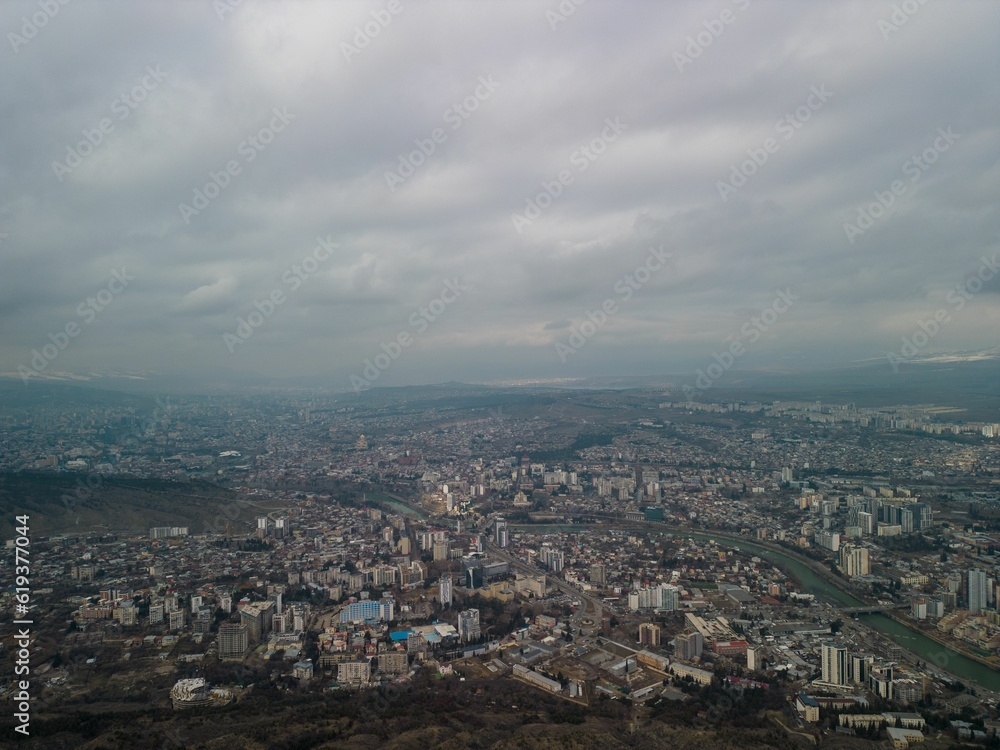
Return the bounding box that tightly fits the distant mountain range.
[1,347,997,410]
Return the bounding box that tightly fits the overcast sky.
[1,0,998,390]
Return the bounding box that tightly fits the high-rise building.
[849,653,874,684]
[218,622,249,658]
[439,575,453,607]
[821,643,849,685]
[256,516,270,538]
[659,584,680,612]
[840,545,870,577]
[968,569,989,615]
[672,631,703,661]
[433,540,450,561]
[815,530,841,552]
[638,622,661,647]
[494,519,509,548]
[458,609,481,642]
[909,502,932,530]
[540,548,564,573]
[149,603,164,625]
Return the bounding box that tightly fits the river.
[510,522,1000,691]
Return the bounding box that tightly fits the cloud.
[0,0,997,387]
[176,276,240,316]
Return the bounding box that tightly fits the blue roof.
[390,630,412,642]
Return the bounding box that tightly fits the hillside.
[0,471,263,538]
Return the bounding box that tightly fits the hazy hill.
[0,471,261,538]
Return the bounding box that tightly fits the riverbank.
[882,609,1000,674]
[692,528,1000,676]
[508,520,1000,690]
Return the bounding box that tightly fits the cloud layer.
[1,0,998,388]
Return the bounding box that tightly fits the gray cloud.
[1,0,998,387]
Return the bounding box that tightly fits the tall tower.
[968,569,989,615]
[439,575,453,607]
[821,643,848,685]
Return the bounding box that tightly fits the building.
[150,526,188,539]
[514,573,546,598]
[378,651,408,675]
[672,631,703,661]
[712,639,748,657]
[218,622,249,658]
[114,601,137,626]
[886,727,925,749]
[849,653,874,684]
[340,598,395,625]
[671,663,713,685]
[513,664,562,692]
[869,664,895,700]
[240,601,275,642]
[540,548,564,573]
[968,569,989,615]
[746,645,761,671]
[170,678,210,710]
[795,693,820,723]
[590,563,607,585]
[821,642,848,685]
[439,575,453,607]
[494,518,509,548]
[815,530,840,552]
[638,623,661,647]
[840,545,870,577]
[337,660,371,685]
[458,609,481,642]
[72,564,96,582]
[292,660,313,679]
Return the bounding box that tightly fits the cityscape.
[2,0,999,748]
[2,378,1000,747]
